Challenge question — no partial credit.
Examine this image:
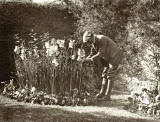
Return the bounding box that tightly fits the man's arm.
[85,48,105,62]
[85,37,107,62]
[90,43,106,61]
[86,46,96,59]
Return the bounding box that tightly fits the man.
[82,31,123,100]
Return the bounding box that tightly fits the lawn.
[0,95,159,122]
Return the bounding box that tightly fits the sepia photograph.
[0,0,160,122]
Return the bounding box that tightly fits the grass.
[0,95,159,122]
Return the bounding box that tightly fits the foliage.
[2,80,92,106]
[70,0,160,92]
[126,87,160,119]
[13,28,100,95]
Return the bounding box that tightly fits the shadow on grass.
[0,104,157,122]
[95,94,128,109]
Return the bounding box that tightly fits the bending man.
[82,31,123,100]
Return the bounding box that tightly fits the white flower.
[77,48,85,57]
[47,50,54,57]
[28,50,32,56]
[20,48,25,60]
[45,39,60,57]
[52,58,59,67]
[31,100,34,104]
[46,45,59,56]
[77,49,81,56]
[71,55,76,60]
[46,49,50,56]
[33,49,38,57]
[77,48,85,62]
[57,39,65,48]
[51,45,58,52]
[3,87,7,93]
[15,91,20,96]
[9,79,14,86]
[33,38,38,41]
[51,38,56,43]
[69,40,75,48]
[14,46,18,53]
[31,87,36,94]
[45,42,50,49]
[77,56,83,62]
[20,55,25,60]
[83,98,88,104]
[21,89,25,94]
[44,95,50,99]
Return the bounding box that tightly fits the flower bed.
[1,80,95,106]
[126,88,160,119]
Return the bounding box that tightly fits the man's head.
[82,31,93,45]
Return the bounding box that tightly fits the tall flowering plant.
[14,31,90,96]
